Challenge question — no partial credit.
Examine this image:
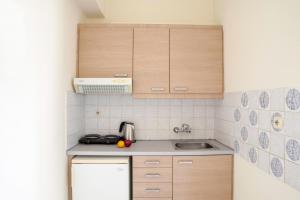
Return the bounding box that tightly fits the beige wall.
[214,0,300,199]
[234,156,300,200]
[0,1,82,200]
[215,0,300,92]
[83,0,216,24]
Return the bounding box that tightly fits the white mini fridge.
[72,156,130,200]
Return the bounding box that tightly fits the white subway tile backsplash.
[85,118,97,130]
[85,95,97,105]
[98,95,110,106]
[66,92,84,149]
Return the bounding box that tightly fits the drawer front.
[133,168,172,183]
[133,156,172,168]
[133,183,172,198]
[134,199,172,200]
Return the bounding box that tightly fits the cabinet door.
[78,25,133,78]
[133,27,169,94]
[170,28,223,94]
[173,155,232,200]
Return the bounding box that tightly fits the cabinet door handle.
[178,160,193,164]
[144,188,161,192]
[174,87,188,91]
[145,173,161,178]
[114,73,128,77]
[151,87,165,91]
[144,160,160,165]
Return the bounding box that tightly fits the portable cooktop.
[79,134,121,144]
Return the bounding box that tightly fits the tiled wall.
[215,88,300,192]
[84,95,216,140]
[66,92,85,149]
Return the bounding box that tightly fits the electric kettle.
[119,121,136,142]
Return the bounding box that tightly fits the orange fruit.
[117,140,125,148]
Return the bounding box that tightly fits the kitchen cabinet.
[173,155,232,200]
[133,156,173,199]
[170,27,223,96]
[78,25,133,78]
[77,24,223,98]
[133,27,170,94]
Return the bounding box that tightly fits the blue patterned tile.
[259,131,270,150]
[241,126,248,142]
[259,91,270,109]
[270,156,284,180]
[241,92,249,108]
[234,108,241,122]
[285,138,300,163]
[249,147,258,164]
[249,110,258,126]
[286,88,300,111]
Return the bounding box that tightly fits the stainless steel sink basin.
[175,142,216,150]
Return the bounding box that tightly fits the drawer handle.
[151,87,165,91]
[114,73,128,78]
[144,188,161,193]
[145,173,161,178]
[178,160,193,164]
[174,87,188,91]
[144,160,160,165]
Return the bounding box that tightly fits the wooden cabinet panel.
[133,168,172,183]
[133,156,172,168]
[170,28,223,94]
[134,198,172,200]
[173,155,232,200]
[133,27,170,94]
[78,25,133,78]
[133,183,172,198]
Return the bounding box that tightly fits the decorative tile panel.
[214,87,300,191]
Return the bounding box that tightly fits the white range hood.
[73,78,132,94]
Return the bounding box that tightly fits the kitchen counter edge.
[67,140,234,156]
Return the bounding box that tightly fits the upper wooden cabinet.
[78,25,133,78]
[133,27,170,94]
[170,27,223,95]
[77,24,224,98]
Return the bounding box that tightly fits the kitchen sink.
[174,141,217,150]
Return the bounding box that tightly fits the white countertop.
[67,139,233,156]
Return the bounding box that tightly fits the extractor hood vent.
[74,78,132,94]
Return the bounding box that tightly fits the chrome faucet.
[173,123,192,134]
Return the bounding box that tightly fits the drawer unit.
[133,156,172,168]
[133,168,172,183]
[134,199,172,200]
[133,156,173,200]
[133,183,172,198]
